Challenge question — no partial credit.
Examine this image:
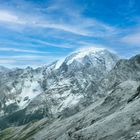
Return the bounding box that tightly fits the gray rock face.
[0,81,140,140]
[0,48,119,129]
[99,54,140,93]
[0,53,139,140]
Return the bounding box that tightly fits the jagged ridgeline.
[0,48,118,129]
[0,49,140,140]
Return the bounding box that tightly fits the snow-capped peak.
[66,47,105,65]
[54,47,106,69]
[76,47,105,54]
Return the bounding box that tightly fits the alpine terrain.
[0,48,140,140]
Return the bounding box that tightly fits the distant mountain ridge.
[0,66,10,73]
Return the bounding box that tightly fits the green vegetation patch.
[0,127,15,140]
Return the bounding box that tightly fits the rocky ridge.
[0,48,118,129]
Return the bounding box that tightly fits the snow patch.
[18,80,42,108]
[54,58,65,69]
[5,99,15,106]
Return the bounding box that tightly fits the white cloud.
[122,33,140,46]
[0,10,26,24]
[30,39,76,48]
[0,59,16,64]
[0,11,18,22]
[0,8,118,37]
[0,47,49,54]
[0,55,47,59]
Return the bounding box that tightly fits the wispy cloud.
[0,48,52,67]
[29,38,78,48]
[121,33,140,46]
[0,0,139,68]
[0,54,59,68]
[0,47,49,54]
[0,8,118,37]
[0,10,26,24]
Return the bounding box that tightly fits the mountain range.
[0,48,140,140]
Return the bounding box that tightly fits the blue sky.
[0,0,140,67]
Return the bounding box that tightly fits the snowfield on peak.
[55,47,118,71]
[66,47,105,65]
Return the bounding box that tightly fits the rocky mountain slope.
[0,48,118,130]
[0,54,140,140]
[0,66,10,73]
